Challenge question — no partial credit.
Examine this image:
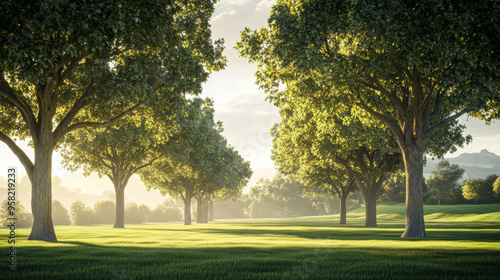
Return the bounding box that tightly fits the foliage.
[149,199,183,222]
[462,179,491,204]
[93,200,116,224]
[425,160,465,205]
[125,202,150,224]
[379,170,406,203]
[70,201,95,225]
[245,175,324,218]
[1,199,31,228]
[52,200,71,225]
[0,0,225,240]
[140,98,252,224]
[494,177,500,199]
[237,0,499,237]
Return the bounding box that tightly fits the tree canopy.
[0,0,225,241]
[237,0,499,237]
[425,160,465,205]
[140,98,252,225]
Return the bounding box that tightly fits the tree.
[0,0,225,241]
[70,201,95,225]
[93,200,116,224]
[52,200,70,225]
[61,114,167,228]
[271,99,400,226]
[462,179,491,205]
[149,199,182,222]
[237,0,499,237]
[245,175,323,219]
[125,202,150,224]
[425,160,465,205]
[1,199,32,228]
[493,178,500,200]
[140,98,252,225]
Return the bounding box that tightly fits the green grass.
[2,203,499,279]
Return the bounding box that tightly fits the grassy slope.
[2,203,499,280]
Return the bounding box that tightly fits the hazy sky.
[1,0,500,209]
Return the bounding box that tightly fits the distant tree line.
[379,160,500,205]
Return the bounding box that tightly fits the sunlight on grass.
[3,203,499,279]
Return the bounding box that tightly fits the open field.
[2,203,500,279]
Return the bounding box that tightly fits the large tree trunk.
[113,186,125,228]
[208,199,214,222]
[196,197,203,223]
[184,195,192,225]
[365,189,377,227]
[339,193,347,224]
[202,198,209,223]
[27,144,57,241]
[401,145,426,238]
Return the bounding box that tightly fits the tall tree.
[60,114,168,228]
[462,179,490,205]
[271,100,400,226]
[425,160,465,205]
[0,0,225,241]
[237,0,498,237]
[140,98,251,225]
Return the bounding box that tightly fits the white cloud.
[255,0,276,13]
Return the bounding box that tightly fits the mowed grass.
[3,203,499,280]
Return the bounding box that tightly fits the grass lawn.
[2,203,499,279]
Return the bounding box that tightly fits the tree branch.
[0,130,34,179]
[65,102,142,135]
[371,75,406,115]
[53,81,97,144]
[355,94,405,145]
[131,157,158,174]
[0,72,38,137]
[424,110,468,139]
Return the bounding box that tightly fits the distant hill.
[424,149,500,180]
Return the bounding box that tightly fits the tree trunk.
[208,199,214,221]
[438,197,441,205]
[365,190,377,227]
[339,194,347,224]
[202,198,209,223]
[113,186,125,228]
[196,197,203,223]
[401,145,426,238]
[27,144,57,241]
[184,195,192,225]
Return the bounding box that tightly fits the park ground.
[2,203,499,280]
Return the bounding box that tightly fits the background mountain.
[424,149,500,181]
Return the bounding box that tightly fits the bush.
[52,200,70,225]
[149,199,182,222]
[1,199,31,228]
[93,200,115,224]
[70,201,95,225]
[125,202,150,224]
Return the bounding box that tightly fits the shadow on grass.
[14,242,500,280]
[122,220,500,242]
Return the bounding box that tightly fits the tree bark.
[184,195,192,225]
[27,144,57,241]
[196,197,203,223]
[438,197,441,205]
[113,186,125,228]
[339,193,347,224]
[208,199,214,222]
[365,190,377,227]
[202,197,209,223]
[401,145,426,238]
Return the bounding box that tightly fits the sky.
[1,0,500,210]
